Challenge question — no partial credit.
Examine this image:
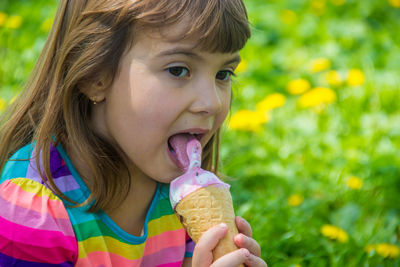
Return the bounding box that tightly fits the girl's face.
[92,23,240,183]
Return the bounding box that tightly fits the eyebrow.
[157,48,201,59]
[156,48,241,66]
[224,55,241,66]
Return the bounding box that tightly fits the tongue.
[169,133,197,170]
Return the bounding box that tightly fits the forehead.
[135,16,198,51]
[131,21,240,62]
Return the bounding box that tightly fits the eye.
[167,67,189,77]
[216,70,235,81]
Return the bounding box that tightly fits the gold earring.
[91,97,104,105]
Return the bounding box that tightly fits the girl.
[0,0,267,266]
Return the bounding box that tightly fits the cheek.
[132,88,180,130]
[104,78,167,143]
[216,88,232,125]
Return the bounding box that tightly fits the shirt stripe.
[75,251,141,267]
[0,179,69,219]
[0,251,74,267]
[0,195,73,235]
[140,246,185,267]
[143,228,186,256]
[0,215,76,252]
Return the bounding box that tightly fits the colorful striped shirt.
[0,143,195,266]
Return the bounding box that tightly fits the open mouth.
[168,134,203,151]
[167,133,204,171]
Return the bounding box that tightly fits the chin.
[150,169,183,184]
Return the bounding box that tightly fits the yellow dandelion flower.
[298,87,336,108]
[347,176,363,190]
[347,69,365,86]
[229,109,270,133]
[389,0,400,8]
[287,194,304,207]
[376,243,399,259]
[325,70,342,87]
[321,224,349,243]
[0,12,7,27]
[5,15,23,29]
[0,98,7,112]
[287,78,311,95]
[310,58,331,73]
[41,17,54,32]
[256,93,286,112]
[280,9,297,25]
[337,230,349,243]
[331,0,346,5]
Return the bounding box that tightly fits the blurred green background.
[1,0,399,266]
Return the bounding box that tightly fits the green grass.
[1,0,399,266]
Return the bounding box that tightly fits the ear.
[80,80,108,103]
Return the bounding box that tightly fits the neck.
[65,141,158,236]
[107,174,157,236]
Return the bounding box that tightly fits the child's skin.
[68,18,267,267]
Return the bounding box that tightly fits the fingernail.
[242,248,250,258]
[219,223,227,229]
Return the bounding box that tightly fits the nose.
[189,78,224,116]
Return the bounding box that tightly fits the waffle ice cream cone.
[175,184,240,261]
[169,137,242,264]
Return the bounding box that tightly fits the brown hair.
[0,0,251,212]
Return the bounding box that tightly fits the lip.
[170,128,210,143]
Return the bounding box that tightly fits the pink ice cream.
[169,136,230,209]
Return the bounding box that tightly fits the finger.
[235,216,252,237]
[211,248,250,267]
[234,233,261,257]
[244,254,268,267]
[193,223,228,267]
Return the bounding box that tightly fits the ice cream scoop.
[169,136,242,264]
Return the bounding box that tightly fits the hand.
[233,216,268,267]
[192,223,249,267]
[191,218,267,267]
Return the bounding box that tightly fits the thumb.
[192,223,229,267]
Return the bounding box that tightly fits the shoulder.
[0,177,78,265]
[0,143,34,182]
